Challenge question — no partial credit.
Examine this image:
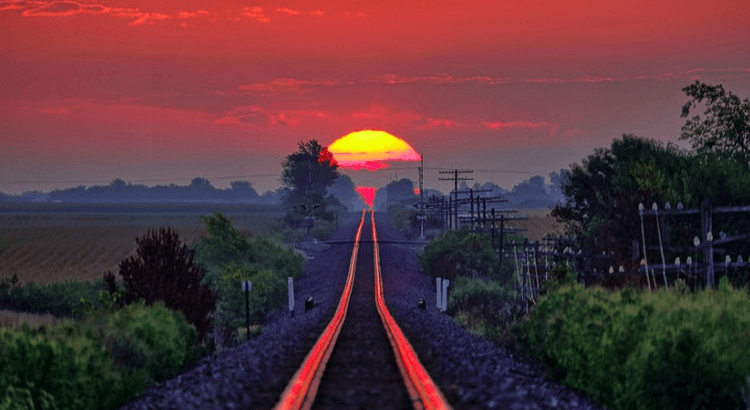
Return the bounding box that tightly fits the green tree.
[553,134,750,277]
[552,135,688,269]
[680,81,750,163]
[193,212,304,335]
[281,140,339,220]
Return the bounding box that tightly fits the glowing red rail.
[371,211,452,410]
[273,210,366,410]
[273,210,451,410]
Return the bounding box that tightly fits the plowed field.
[0,205,282,284]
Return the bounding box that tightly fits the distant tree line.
[0,178,283,203]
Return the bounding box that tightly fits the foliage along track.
[273,210,451,410]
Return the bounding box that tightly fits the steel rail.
[273,209,451,410]
[273,210,366,410]
[371,211,453,410]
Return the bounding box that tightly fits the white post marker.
[242,280,253,292]
[288,277,295,316]
[441,279,450,312]
[242,280,252,340]
[436,277,442,309]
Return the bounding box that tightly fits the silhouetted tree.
[111,227,216,339]
[281,140,339,219]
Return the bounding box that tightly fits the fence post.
[288,277,295,317]
[242,280,252,340]
[441,279,450,312]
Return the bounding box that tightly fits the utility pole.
[439,169,473,230]
[418,154,425,240]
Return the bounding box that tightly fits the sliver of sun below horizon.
[328,130,421,208]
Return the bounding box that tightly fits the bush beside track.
[0,302,197,410]
[419,229,523,344]
[418,225,750,409]
[513,278,750,410]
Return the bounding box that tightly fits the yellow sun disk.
[328,130,420,164]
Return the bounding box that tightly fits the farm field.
[514,208,563,242]
[0,203,285,284]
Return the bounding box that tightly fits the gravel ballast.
[374,212,605,409]
[121,211,605,410]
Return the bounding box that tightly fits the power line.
[386,166,545,175]
[0,174,280,185]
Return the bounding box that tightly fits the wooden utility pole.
[701,200,715,288]
[418,154,425,240]
[439,169,473,229]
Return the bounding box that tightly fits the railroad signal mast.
[439,169,473,229]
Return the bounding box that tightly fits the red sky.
[1,0,749,194]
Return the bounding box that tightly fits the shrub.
[0,322,126,410]
[0,279,103,318]
[0,302,198,410]
[514,278,750,410]
[448,277,519,341]
[421,230,504,282]
[111,227,216,340]
[101,301,198,382]
[215,263,285,327]
[194,212,303,342]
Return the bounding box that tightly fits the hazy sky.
[2,0,749,195]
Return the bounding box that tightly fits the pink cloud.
[274,7,299,16]
[0,1,25,12]
[310,10,324,16]
[110,7,141,18]
[485,121,560,137]
[216,106,294,127]
[213,104,460,134]
[178,10,209,19]
[3,1,214,26]
[485,121,546,130]
[423,117,454,129]
[128,12,170,26]
[20,1,110,17]
[242,6,269,23]
[235,69,746,95]
[237,78,341,94]
[232,68,750,92]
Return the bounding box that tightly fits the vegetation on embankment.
[0,210,306,407]
[514,279,750,410]
[0,302,198,410]
[422,227,750,410]
[420,229,525,343]
[194,212,304,345]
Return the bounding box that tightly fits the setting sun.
[328,130,421,171]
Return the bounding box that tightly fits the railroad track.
[273,210,452,410]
